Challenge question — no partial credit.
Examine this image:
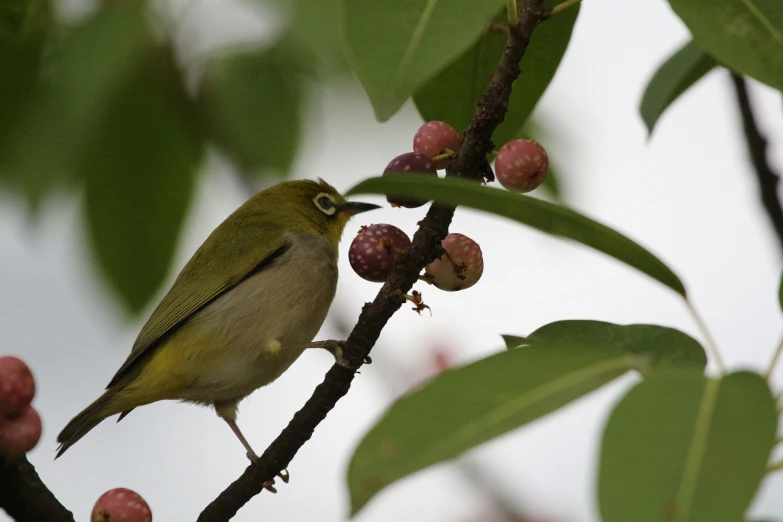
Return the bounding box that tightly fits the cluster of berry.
[349,120,549,292]
[0,355,153,520]
[0,356,40,455]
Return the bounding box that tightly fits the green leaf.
[347,175,686,296]
[4,4,152,206]
[0,0,53,208]
[78,12,202,314]
[198,38,305,176]
[599,370,777,522]
[524,321,707,374]
[501,334,526,349]
[666,0,783,92]
[348,321,705,514]
[640,40,716,135]
[342,0,504,121]
[414,2,578,145]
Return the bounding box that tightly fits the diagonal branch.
[0,454,74,522]
[197,1,545,520]
[729,73,783,254]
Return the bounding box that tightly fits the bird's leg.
[282,340,371,367]
[214,400,289,487]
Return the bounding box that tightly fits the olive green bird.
[57,179,379,460]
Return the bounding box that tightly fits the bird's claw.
[277,468,290,483]
[263,479,277,493]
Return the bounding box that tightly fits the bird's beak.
[341,201,381,215]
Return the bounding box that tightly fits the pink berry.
[91,488,152,522]
[423,233,484,291]
[0,356,35,417]
[494,139,549,193]
[0,405,41,455]
[413,121,461,169]
[382,152,437,208]
[349,224,412,283]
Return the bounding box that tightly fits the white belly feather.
[169,232,338,402]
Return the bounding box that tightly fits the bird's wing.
[106,219,291,388]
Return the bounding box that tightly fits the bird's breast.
[169,233,339,400]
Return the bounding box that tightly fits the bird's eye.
[313,193,337,216]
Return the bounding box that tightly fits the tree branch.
[729,73,783,254]
[0,454,74,522]
[197,1,545,520]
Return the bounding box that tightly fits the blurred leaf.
[525,321,706,373]
[199,38,304,177]
[501,334,526,348]
[667,0,783,92]
[640,40,716,135]
[269,0,347,72]
[4,4,151,207]
[75,9,203,314]
[414,1,578,146]
[348,321,705,514]
[0,0,53,207]
[347,176,686,296]
[599,370,777,522]
[342,0,503,121]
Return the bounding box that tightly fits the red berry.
[91,488,152,522]
[0,356,35,417]
[349,224,411,283]
[0,405,41,455]
[382,152,437,208]
[413,121,461,169]
[494,139,548,193]
[423,233,484,291]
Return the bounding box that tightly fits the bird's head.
[258,179,380,251]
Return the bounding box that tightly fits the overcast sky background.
[3,0,783,520]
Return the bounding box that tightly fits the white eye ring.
[313,193,337,215]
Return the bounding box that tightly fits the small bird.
[57,179,379,460]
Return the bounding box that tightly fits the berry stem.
[506,0,519,26]
[685,299,726,374]
[547,0,581,17]
[766,333,783,381]
[431,149,456,162]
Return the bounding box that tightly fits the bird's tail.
[56,386,124,458]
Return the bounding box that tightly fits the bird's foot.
[246,450,260,462]
[277,468,290,483]
[263,479,277,494]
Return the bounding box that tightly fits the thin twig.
[685,299,726,373]
[196,1,546,519]
[730,73,783,255]
[766,333,783,381]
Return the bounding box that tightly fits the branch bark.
[730,73,783,254]
[197,1,545,520]
[0,454,74,522]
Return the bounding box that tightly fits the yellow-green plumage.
[57,179,378,458]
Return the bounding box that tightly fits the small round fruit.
[91,488,152,522]
[495,138,548,193]
[0,356,35,417]
[0,405,42,455]
[423,233,483,291]
[413,121,461,169]
[349,224,412,283]
[383,152,437,208]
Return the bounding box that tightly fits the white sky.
[3,0,783,520]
